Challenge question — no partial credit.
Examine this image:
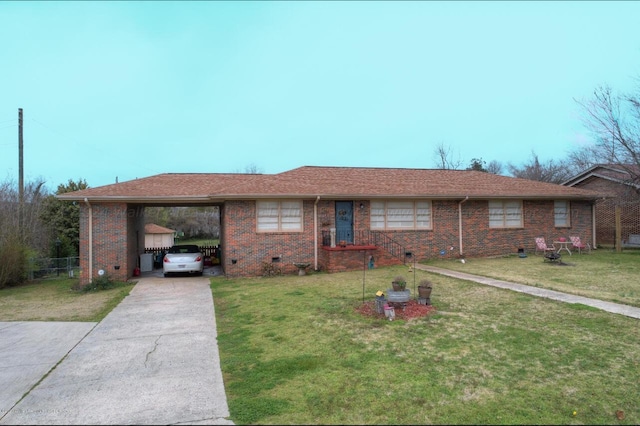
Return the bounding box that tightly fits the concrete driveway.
[0,276,233,425]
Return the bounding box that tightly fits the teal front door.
[335,201,353,244]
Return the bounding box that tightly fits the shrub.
[0,239,28,289]
[393,275,407,284]
[75,273,116,292]
[419,279,433,288]
[261,262,282,277]
[392,275,407,290]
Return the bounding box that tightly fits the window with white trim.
[370,200,432,230]
[489,200,523,228]
[554,200,570,227]
[256,200,303,232]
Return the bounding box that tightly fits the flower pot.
[418,285,432,299]
[392,282,405,291]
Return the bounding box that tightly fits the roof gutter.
[458,196,469,257]
[84,197,93,283]
[58,195,215,203]
[314,196,320,271]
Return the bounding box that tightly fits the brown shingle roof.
[57,166,601,202]
[144,223,175,234]
[57,173,261,202]
[563,164,640,190]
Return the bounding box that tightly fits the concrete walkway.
[0,276,233,425]
[415,264,640,320]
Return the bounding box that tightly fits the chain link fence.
[28,256,80,280]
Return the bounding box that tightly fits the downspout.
[314,196,320,271]
[84,198,93,283]
[458,196,469,257]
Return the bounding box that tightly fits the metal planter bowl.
[386,289,411,303]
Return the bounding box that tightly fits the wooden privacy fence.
[144,245,221,265]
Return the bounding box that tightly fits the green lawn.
[0,277,134,322]
[211,251,640,425]
[2,250,637,424]
[174,237,219,247]
[422,249,640,307]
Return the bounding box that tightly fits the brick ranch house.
[57,166,602,284]
[562,164,640,246]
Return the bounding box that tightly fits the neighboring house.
[562,164,640,246]
[58,166,601,284]
[144,223,176,249]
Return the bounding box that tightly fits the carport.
[76,201,223,285]
[56,173,253,285]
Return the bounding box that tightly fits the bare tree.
[566,148,597,174]
[573,84,640,187]
[486,160,504,175]
[507,151,573,183]
[0,178,49,249]
[237,163,263,174]
[432,142,463,169]
[0,177,50,287]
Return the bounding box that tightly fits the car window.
[168,245,199,254]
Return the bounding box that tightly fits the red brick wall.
[221,198,593,277]
[129,204,145,277]
[572,178,640,245]
[320,247,403,273]
[222,200,317,277]
[319,199,593,261]
[449,199,593,257]
[79,198,594,281]
[79,203,144,285]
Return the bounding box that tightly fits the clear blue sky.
[1,1,640,190]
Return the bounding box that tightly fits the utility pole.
[18,108,24,242]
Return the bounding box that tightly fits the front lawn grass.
[211,261,640,425]
[0,277,135,322]
[423,249,640,307]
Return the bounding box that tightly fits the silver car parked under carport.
[163,244,204,277]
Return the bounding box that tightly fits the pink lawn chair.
[569,236,591,254]
[535,237,555,255]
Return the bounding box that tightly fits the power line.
[26,115,163,180]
